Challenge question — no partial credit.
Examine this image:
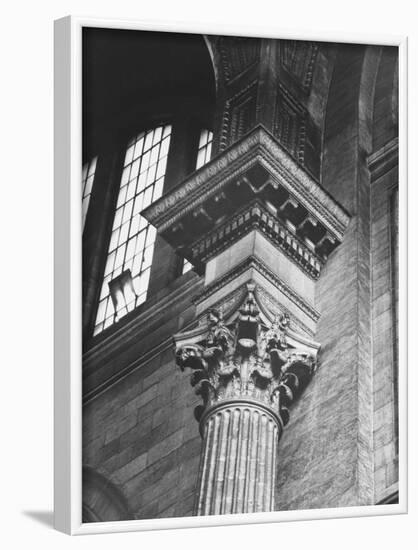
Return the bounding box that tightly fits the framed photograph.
[54,16,407,535]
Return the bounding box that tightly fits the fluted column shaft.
[195,401,281,515]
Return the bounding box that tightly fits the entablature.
[142,125,350,275]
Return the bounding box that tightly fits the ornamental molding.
[189,200,323,279]
[174,283,319,430]
[195,279,316,339]
[193,255,320,326]
[219,37,261,84]
[141,125,350,247]
[279,41,319,92]
[219,80,258,151]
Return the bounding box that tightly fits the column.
[196,402,279,515]
[175,285,318,515]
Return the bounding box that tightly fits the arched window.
[82,28,216,339]
[94,125,172,334]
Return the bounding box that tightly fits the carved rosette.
[174,283,319,515]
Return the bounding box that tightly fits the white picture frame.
[54,15,408,535]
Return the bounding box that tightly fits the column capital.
[174,283,319,432]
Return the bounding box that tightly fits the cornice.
[142,125,350,243]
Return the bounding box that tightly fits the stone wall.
[83,274,203,519]
[370,156,399,502]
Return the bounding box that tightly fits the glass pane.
[82,156,98,229]
[182,259,192,274]
[113,207,123,228]
[150,145,160,166]
[109,229,119,252]
[142,186,154,210]
[160,136,170,157]
[130,158,140,180]
[133,193,144,215]
[140,151,151,173]
[129,214,140,238]
[196,129,213,170]
[125,145,134,166]
[121,167,130,187]
[117,185,128,208]
[133,139,143,160]
[144,131,153,152]
[126,237,136,260]
[156,157,167,179]
[196,149,206,170]
[119,222,130,245]
[104,251,116,276]
[96,300,107,324]
[152,126,162,145]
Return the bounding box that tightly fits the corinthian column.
[175,284,318,515]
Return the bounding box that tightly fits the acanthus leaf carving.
[175,283,319,428]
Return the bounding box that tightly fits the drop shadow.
[22,510,54,529]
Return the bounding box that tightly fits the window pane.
[182,259,192,274]
[82,156,98,229]
[195,129,213,170]
[94,125,171,334]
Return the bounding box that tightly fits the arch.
[82,28,217,159]
[321,42,398,210]
[372,46,399,150]
[82,466,134,523]
[321,43,383,211]
[82,29,217,337]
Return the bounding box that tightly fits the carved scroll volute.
[174,283,319,430]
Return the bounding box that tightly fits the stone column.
[196,401,280,515]
[175,284,318,515]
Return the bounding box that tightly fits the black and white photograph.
[3,0,418,548]
[80,26,402,524]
